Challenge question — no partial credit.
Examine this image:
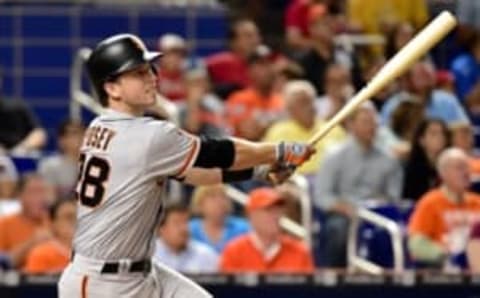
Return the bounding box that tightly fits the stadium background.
[1,0,480,297]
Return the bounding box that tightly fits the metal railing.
[70,47,311,244]
[347,206,405,274]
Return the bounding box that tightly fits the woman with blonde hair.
[189,184,250,253]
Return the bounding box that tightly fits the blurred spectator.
[0,154,18,199]
[377,97,424,160]
[450,33,480,101]
[385,22,414,59]
[189,185,249,254]
[272,58,304,94]
[220,188,314,273]
[24,197,76,274]
[408,148,480,270]
[381,61,469,125]
[436,70,456,94]
[264,80,345,178]
[347,0,428,39]
[314,102,403,267]
[403,119,450,201]
[296,6,359,94]
[465,82,480,148]
[0,97,46,153]
[362,57,398,111]
[450,121,480,177]
[206,18,261,98]
[225,45,284,141]
[456,0,480,39]
[181,69,226,137]
[38,119,85,198]
[156,34,189,103]
[316,63,354,120]
[0,173,52,268]
[154,203,218,273]
[467,220,480,272]
[284,0,325,52]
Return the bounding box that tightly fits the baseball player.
[58,34,314,298]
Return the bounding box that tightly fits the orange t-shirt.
[23,240,70,274]
[220,234,314,273]
[408,188,480,249]
[0,213,47,252]
[226,88,284,137]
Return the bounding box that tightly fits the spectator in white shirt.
[154,203,218,274]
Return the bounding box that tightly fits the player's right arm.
[146,122,314,186]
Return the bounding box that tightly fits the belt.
[100,260,152,274]
[71,252,151,274]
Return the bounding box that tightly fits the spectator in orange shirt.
[226,45,284,141]
[0,173,53,268]
[408,148,480,269]
[24,197,76,274]
[220,187,314,273]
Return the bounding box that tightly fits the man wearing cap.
[225,45,284,141]
[220,187,314,273]
[156,34,188,102]
[58,33,314,298]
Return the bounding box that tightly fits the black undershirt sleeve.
[193,137,235,169]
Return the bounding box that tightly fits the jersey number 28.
[76,153,110,207]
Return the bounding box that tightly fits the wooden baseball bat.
[307,11,457,146]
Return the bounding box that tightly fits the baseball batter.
[58,34,313,298]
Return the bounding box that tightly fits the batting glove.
[276,142,316,167]
[253,163,296,185]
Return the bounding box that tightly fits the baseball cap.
[158,34,187,52]
[246,188,284,212]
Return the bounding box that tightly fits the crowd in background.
[2,0,480,276]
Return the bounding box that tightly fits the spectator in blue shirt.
[381,61,469,126]
[450,33,480,101]
[189,185,250,254]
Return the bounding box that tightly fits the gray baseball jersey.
[73,108,199,260]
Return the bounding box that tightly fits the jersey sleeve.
[145,121,200,179]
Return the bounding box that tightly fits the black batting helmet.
[86,33,162,106]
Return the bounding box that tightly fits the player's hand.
[276,142,316,167]
[253,163,296,185]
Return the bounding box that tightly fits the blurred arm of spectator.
[0,155,18,198]
[467,221,480,273]
[13,128,47,154]
[24,198,76,274]
[12,102,46,153]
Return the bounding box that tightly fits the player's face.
[116,64,157,109]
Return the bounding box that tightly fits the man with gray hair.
[264,80,345,178]
[314,101,403,267]
[408,148,480,270]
